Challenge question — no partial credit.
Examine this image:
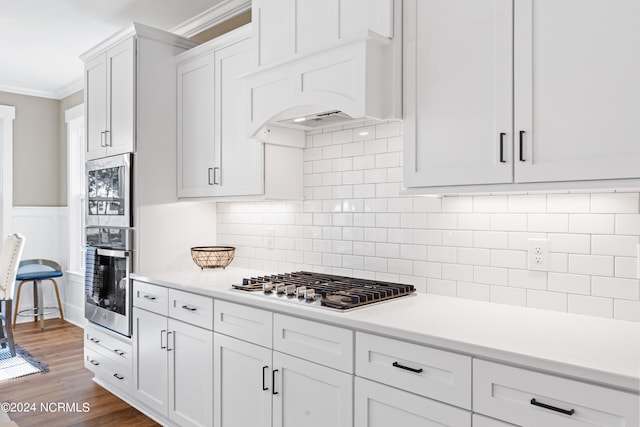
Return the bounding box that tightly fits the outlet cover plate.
[528,238,550,271]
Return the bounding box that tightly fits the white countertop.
[131,266,640,392]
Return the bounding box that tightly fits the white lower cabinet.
[213,333,272,427]
[133,306,214,427]
[355,377,471,427]
[472,414,516,427]
[273,351,353,427]
[473,359,640,427]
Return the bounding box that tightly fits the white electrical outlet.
[528,238,550,271]
[265,227,275,249]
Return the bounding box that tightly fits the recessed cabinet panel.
[514,0,640,183]
[403,0,513,187]
[253,0,295,66]
[340,0,393,39]
[107,38,135,156]
[295,0,338,53]
[85,55,108,159]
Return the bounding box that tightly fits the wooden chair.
[0,233,26,357]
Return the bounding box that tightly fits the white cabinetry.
[473,359,639,427]
[82,23,195,161]
[404,0,640,192]
[132,282,214,427]
[176,25,302,200]
[213,300,353,427]
[84,323,133,394]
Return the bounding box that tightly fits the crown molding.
[171,0,251,38]
[55,78,84,99]
[0,84,59,99]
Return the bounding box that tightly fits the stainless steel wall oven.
[84,227,133,337]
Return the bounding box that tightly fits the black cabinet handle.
[262,365,269,391]
[272,369,279,395]
[167,331,173,352]
[499,133,506,163]
[89,337,100,343]
[113,373,124,380]
[160,329,166,349]
[143,294,157,301]
[519,130,525,161]
[392,361,423,374]
[113,349,125,356]
[89,359,99,366]
[530,398,575,416]
[181,305,197,312]
[208,168,214,185]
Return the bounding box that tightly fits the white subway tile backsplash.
[490,214,527,231]
[474,231,509,249]
[569,214,615,234]
[548,272,590,295]
[528,214,568,232]
[457,248,491,266]
[474,266,509,286]
[473,195,508,212]
[442,196,473,213]
[615,257,639,279]
[526,290,567,312]
[549,233,590,254]
[591,235,640,256]
[546,194,590,213]
[217,125,640,321]
[614,299,640,322]
[568,254,614,276]
[457,282,491,301]
[591,193,640,213]
[508,195,546,213]
[592,276,640,300]
[568,295,613,318]
[615,214,640,235]
[442,230,473,247]
[509,269,547,290]
[490,250,527,269]
[491,286,526,306]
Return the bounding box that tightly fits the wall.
[217,121,640,322]
[0,91,60,206]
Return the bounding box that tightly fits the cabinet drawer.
[273,314,353,373]
[132,281,168,315]
[355,332,471,409]
[355,377,471,427]
[473,359,640,427]
[214,300,272,348]
[85,325,133,369]
[168,289,213,330]
[85,347,132,393]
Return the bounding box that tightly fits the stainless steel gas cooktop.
[232,271,416,310]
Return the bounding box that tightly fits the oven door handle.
[96,248,131,258]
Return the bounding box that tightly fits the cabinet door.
[85,54,108,160]
[132,307,168,415]
[168,319,213,427]
[214,333,272,427]
[106,37,135,156]
[273,351,353,427]
[214,36,264,197]
[354,377,471,427]
[177,52,217,197]
[403,0,513,188]
[514,0,640,183]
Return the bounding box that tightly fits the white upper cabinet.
[403,0,513,188]
[85,38,135,160]
[404,0,640,192]
[514,0,640,183]
[176,25,302,200]
[82,23,196,161]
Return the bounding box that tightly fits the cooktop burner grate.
[232,271,415,310]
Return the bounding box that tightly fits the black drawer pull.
[181,305,197,312]
[113,349,125,356]
[499,132,506,163]
[113,373,124,380]
[392,361,423,374]
[530,398,575,416]
[89,359,99,366]
[89,337,100,343]
[272,369,279,395]
[143,294,157,301]
[519,130,526,161]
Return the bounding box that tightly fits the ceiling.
[0,0,227,99]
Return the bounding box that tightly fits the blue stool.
[13,259,64,330]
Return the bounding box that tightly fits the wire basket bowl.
[190,246,235,269]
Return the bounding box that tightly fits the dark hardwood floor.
[1,319,159,427]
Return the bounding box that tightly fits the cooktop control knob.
[275,283,286,294]
[262,282,274,293]
[285,284,297,296]
[295,286,306,298]
[304,288,316,301]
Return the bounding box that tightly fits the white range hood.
[242,0,401,143]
